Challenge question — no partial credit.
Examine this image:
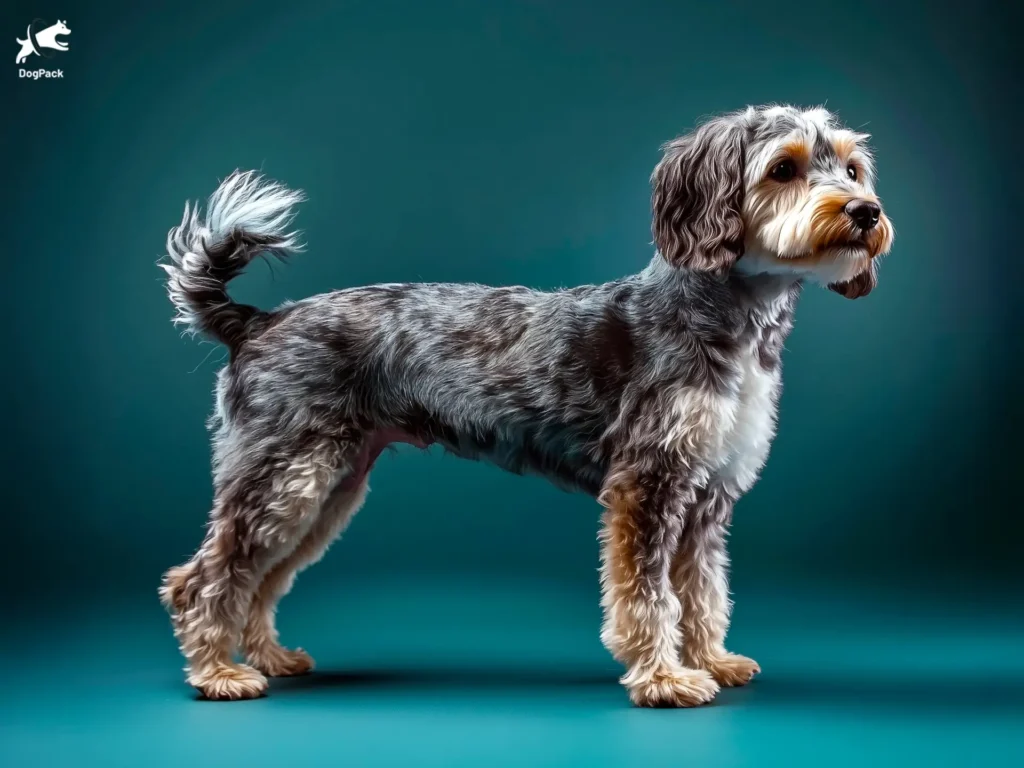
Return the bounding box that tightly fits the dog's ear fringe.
[651,116,746,275]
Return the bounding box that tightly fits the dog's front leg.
[598,457,720,707]
[672,486,760,687]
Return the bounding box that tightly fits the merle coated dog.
[159,104,893,705]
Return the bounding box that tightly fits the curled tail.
[161,170,306,349]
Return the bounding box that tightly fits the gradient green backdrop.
[2,1,1021,766]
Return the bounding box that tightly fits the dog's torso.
[217,258,799,501]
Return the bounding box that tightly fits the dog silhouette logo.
[15,19,70,65]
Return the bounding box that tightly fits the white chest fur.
[713,339,782,497]
[659,339,782,496]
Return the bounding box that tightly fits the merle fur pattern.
[217,259,796,496]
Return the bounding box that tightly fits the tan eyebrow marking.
[832,133,858,162]
[778,139,811,166]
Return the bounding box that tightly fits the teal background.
[2,0,1021,766]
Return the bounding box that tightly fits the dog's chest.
[711,340,782,496]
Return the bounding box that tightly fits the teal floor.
[3,578,1022,767]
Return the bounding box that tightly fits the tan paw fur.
[189,663,268,700]
[627,668,720,708]
[703,652,760,687]
[247,646,315,677]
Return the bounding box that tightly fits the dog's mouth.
[821,239,871,254]
[807,225,884,260]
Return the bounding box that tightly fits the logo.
[16,19,69,79]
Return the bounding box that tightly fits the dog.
[15,20,70,64]
[158,104,893,706]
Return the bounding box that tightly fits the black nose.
[845,200,881,230]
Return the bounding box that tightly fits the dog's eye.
[847,164,858,182]
[769,159,797,182]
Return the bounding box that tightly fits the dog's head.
[652,105,894,298]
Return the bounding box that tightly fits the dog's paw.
[248,646,315,677]
[626,667,719,708]
[189,663,268,700]
[703,652,760,687]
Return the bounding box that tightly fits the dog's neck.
[728,270,802,313]
[641,254,800,311]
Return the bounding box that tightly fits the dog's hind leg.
[160,436,355,700]
[242,475,370,676]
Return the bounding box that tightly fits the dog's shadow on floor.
[269,665,1024,713]
[272,666,617,695]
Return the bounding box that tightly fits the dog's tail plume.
[161,170,306,349]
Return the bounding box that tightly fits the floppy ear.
[829,260,878,299]
[651,116,747,274]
